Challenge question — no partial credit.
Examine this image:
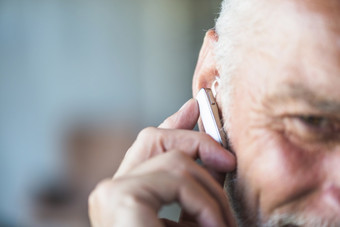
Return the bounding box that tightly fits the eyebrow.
[264,83,340,115]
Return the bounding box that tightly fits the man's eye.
[284,115,340,143]
[298,116,330,129]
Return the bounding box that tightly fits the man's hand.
[88,99,237,227]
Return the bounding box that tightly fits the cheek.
[235,129,324,217]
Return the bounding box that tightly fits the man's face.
[224,1,340,226]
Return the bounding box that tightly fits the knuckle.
[88,179,112,206]
[167,150,191,165]
[168,149,186,159]
[196,132,219,149]
[89,178,135,208]
[137,127,157,141]
[198,131,214,141]
[165,151,186,166]
[167,153,192,178]
[94,179,116,197]
[172,168,191,183]
[97,179,113,193]
[118,191,143,209]
[107,179,143,209]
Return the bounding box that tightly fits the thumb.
[159,99,199,129]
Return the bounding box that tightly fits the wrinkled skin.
[89,0,340,226]
[89,100,237,227]
[223,1,340,226]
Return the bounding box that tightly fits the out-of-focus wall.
[0,0,221,226]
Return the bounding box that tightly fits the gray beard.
[222,133,339,227]
[263,214,339,227]
[224,171,259,227]
[224,173,340,227]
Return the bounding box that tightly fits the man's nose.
[322,146,340,185]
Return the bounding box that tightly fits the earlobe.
[192,29,219,98]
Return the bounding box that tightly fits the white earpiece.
[211,76,221,97]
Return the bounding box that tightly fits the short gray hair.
[215,0,267,132]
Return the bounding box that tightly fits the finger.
[92,172,227,227]
[115,128,236,177]
[89,179,163,227]
[129,151,235,226]
[179,168,236,227]
[130,171,228,227]
[159,99,199,130]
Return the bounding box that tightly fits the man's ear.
[192,29,219,97]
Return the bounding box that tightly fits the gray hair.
[215,0,248,132]
[214,0,268,133]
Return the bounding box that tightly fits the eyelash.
[299,116,331,129]
[284,115,340,142]
[299,116,339,132]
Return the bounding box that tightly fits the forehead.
[239,0,340,99]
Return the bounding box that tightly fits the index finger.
[115,128,236,177]
[158,99,199,130]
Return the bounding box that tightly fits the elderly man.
[89,0,340,226]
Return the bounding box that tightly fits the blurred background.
[0,0,221,226]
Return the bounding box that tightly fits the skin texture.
[89,100,237,227]
[89,0,340,226]
[215,0,340,226]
